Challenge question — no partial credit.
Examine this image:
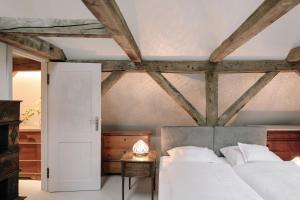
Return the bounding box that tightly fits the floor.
[19,176,158,200]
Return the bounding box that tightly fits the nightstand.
[120,151,157,200]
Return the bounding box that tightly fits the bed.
[159,126,265,200]
[233,161,300,200]
[213,127,300,200]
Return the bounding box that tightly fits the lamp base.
[133,152,149,157]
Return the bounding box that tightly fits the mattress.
[234,161,300,200]
[159,156,263,200]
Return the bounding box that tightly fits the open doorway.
[12,54,42,197]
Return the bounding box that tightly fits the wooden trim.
[82,0,142,63]
[209,0,300,62]
[205,70,218,126]
[287,46,300,62]
[148,72,205,125]
[13,57,41,71]
[0,17,111,38]
[41,62,48,191]
[217,72,279,126]
[102,71,126,96]
[0,43,12,100]
[68,59,300,73]
[0,33,66,61]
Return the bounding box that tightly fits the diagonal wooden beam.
[101,71,126,96]
[295,70,300,77]
[148,71,205,125]
[0,33,66,61]
[287,46,300,62]
[210,0,300,63]
[82,0,142,63]
[217,71,279,126]
[205,70,218,126]
[0,17,111,38]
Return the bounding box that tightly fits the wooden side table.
[121,151,157,200]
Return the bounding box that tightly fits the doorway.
[12,53,42,197]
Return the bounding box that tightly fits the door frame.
[12,48,49,191]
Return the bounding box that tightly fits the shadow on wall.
[103,111,300,152]
[230,111,300,126]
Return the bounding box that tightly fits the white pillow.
[220,146,245,166]
[167,146,206,157]
[167,146,221,163]
[238,143,283,162]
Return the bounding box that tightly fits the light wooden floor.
[19,176,158,200]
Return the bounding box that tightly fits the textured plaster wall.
[102,72,300,150]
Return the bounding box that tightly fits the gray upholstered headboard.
[214,126,267,156]
[160,126,267,156]
[161,126,214,156]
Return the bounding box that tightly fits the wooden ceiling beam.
[0,33,66,61]
[13,57,41,71]
[217,71,279,126]
[148,72,206,125]
[0,17,111,38]
[287,46,300,62]
[210,0,300,63]
[68,60,300,73]
[82,0,142,63]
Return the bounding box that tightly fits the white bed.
[234,161,300,200]
[159,156,263,200]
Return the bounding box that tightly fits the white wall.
[0,42,12,100]
[13,71,41,129]
[102,72,300,149]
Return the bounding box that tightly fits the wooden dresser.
[102,131,151,174]
[266,126,300,161]
[19,129,41,180]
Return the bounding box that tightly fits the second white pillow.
[238,143,282,162]
[220,146,245,166]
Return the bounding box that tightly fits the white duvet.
[159,157,263,200]
[234,161,300,200]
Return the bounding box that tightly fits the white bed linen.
[234,161,300,200]
[159,156,263,200]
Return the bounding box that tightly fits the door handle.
[90,117,99,131]
[95,117,99,131]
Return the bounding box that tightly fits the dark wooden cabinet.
[267,127,300,161]
[0,100,23,200]
[102,131,151,174]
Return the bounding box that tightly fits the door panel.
[47,62,101,192]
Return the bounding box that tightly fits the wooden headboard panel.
[267,129,300,161]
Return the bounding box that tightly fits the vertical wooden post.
[0,42,12,100]
[205,70,218,126]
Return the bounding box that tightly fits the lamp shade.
[132,140,149,156]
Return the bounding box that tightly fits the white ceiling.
[0,0,300,60]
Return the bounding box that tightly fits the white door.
[47,62,101,192]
